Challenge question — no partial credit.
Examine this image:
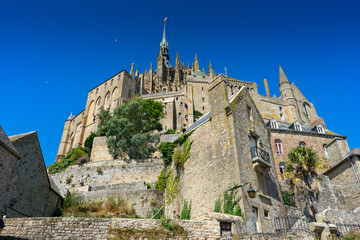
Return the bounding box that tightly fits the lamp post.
[227,182,256,199]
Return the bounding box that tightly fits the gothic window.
[178,113,181,120]
[180,102,183,108]
[230,85,234,95]
[317,125,325,134]
[299,141,306,148]
[275,139,283,154]
[162,88,166,92]
[270,120,278,129]
[104,83,107,89]
[247,106,252,120]
[323,144,329,159]
[294,122,302,131]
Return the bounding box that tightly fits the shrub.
[214,196,222,213]
[96,167,103,175]
[282,190,296,206]
[84,132,98,150]
[159,142,175,166]
[180,200,191,220]
[214,187,244,219]
[47,147,88,174]
[165,129,176,134]
[145,183,151,189]
[194,110,203,121]
[65,176,73,184]
[155,168,169,191]
[160,219,186,236]
[152,207,163,219]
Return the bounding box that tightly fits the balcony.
[250,146,271,173]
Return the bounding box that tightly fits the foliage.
[61,194,137,218]
[332,229,360,240]
[214,195,222,213]
[223,188,242,216]
[214,187,244,218]
[180,200,191,220]
[47,147,88,174]
[281,190,296,206]
[65,176,72,184]
[165,171,179,204]
[145,183,151,189]
[96,107,112,136]
[165,129,176,134]
[155,168,169,191]
[96,166,103,175]
[173,138,193,170]
[160,219,187,236]
[173,131,194,145]
[97,98,164,159]
[84,132,98,150]
[283,146,327,218]
[152,207,163,219]
[159,142,176,166]
[194,110,204,121]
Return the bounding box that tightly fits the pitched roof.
[323,148,360,175]
[185,112,210,133]
[0,125,20,158]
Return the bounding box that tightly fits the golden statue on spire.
[164,17,168,23]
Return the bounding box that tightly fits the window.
[317,125,324,133]
[178,113,181,120]
[303,103,310,117]
[202,106,205,111]
[90,91,93,97]
[279,106,282,111]
[323,144,329,159]
[202,97,205,102]
[104,83,107,89]
[180,102,183,108]
[230,85,234,94]
[247,106,252,120]
[270,120,278,129]
[275,139,283,154]
[264,210,269,218]
[201,87,204,91]
[118,75,121,81]
[299,141,306,148]
[96,88,99,94]
[279,162,285,175]
[294,122,302,131]
[111,79,113,85]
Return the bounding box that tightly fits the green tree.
[283,146,327,220]
[97,98,164,159]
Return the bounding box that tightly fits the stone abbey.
[50,21,359,234]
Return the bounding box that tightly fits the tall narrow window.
[299,141,306,148]
[202,97,205,102]
[303,103,310,117]
[178,113,181,120]
[323,144,329,159]
[111,79,113,85]
[247,106,252,120]
[294,122,302,131]
[279,162,285,175]
[104,83,107,89]
[271,120,278,129]
[275,139,283,154]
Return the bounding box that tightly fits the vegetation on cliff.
[47,147,88,174]
[214,187,244,219]
[97,98,164,159]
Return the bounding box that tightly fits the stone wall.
[5,132,61,218]
[0,213,312,239]
[49,158,163,197]
[324,156,360,211]
[0,126,20,216]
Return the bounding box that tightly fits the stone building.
[3,131,62,217]
[165,75,286,232]
[0,126,20,216]
[323,148,360,211]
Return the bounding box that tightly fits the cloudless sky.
[1,0,359,167]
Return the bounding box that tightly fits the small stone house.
[4,131,62,217]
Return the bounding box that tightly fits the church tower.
[156,18,171,91]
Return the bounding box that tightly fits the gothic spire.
[279,65,290,87]
[194,54,200,72]
[160,18,168,49]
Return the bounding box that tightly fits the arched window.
[299,141,306,148]
[317,124,325,134]
[323,144,329,159]
[275,139,283,154]
[230,85,234,94]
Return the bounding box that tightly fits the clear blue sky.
[1,0,359,167]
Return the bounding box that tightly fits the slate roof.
[0,125,20,157]
[266,121,342,137]
[323,148,360,175]
[345,148,360,159]
[185,112,210,133]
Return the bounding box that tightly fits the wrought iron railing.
[250,146,270,164]
[335,223,360,237]
[273,216,315,236]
